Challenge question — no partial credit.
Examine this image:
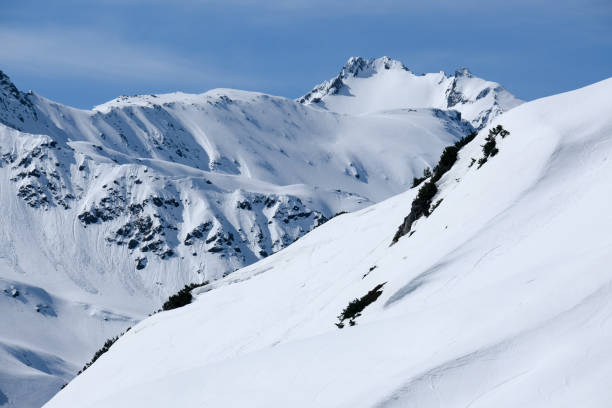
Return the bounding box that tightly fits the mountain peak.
[454,67,473,78]
[0,70,21,99]
[297,56,409,105]
[342,56,409,78]
[0,69,38,130]
[298,57,522,129]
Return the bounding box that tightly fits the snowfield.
[0,57,520,407]
[44,77,612,407]
[299,56,522,130]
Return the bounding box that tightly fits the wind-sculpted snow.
[44,77,612,408]
[0,60,481,407]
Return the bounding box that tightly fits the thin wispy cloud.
[123,0,612,15]
[0,26,253,88]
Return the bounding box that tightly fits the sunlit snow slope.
[47,77,612,408]
[0,57,519,407]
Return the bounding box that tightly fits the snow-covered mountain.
[44,76,612,408]
[0,58,519,408]
[299,56,523,130]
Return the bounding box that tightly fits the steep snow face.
[46,77,612,408]
[299,56,523,129]
[0,71,473,407]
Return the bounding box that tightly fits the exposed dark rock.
[136,257,147,270]
[184,222,213,246]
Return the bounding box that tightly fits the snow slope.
[46,76,612,407]
[299,56,523,130]
[0,57,513,407]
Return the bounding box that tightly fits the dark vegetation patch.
[411,167,432,188]
[162,281,209,311]
[477,125,509,168]
[77,327,132,375]
[453,130,478,150]
[362,265,377,279]
[336,283,385,328]
[391,132,476,244]
[431,199,443,212]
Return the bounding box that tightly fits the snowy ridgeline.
[299,56,522,130]
[44,77,612,407]
[0,57,519,408]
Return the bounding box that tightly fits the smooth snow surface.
[46,77,612,407]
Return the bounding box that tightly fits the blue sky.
[1,0,611,108]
